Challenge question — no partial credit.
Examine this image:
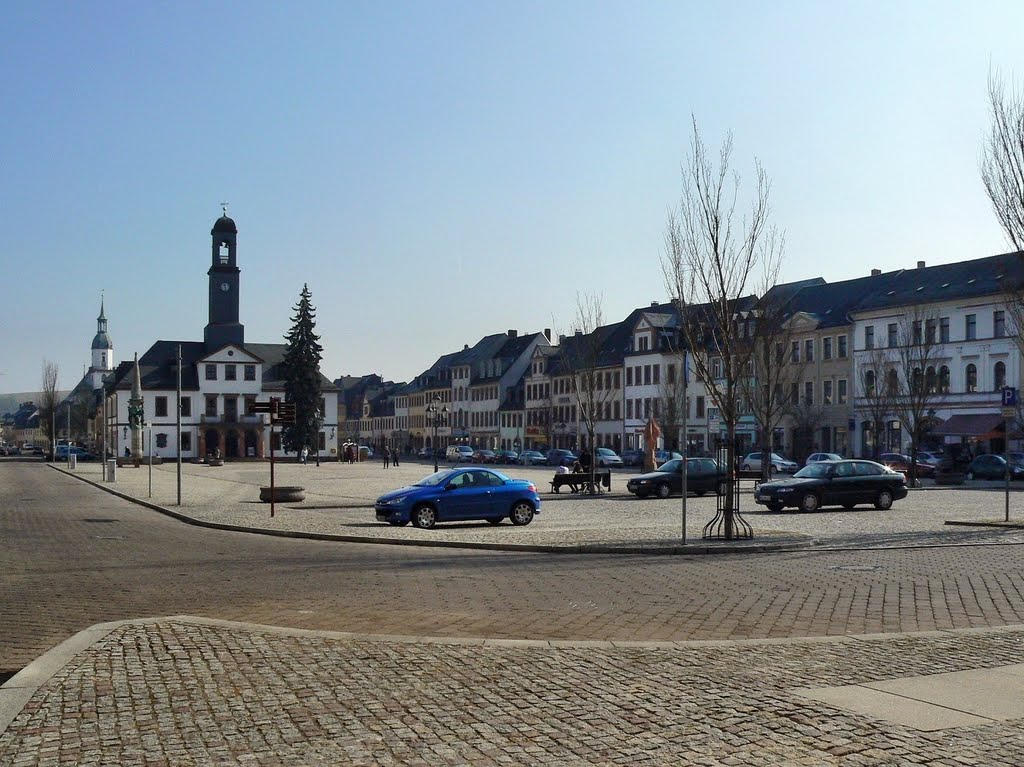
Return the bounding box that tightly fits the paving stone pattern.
[3,620,1024,766]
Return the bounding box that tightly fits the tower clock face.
[220,282,230,292]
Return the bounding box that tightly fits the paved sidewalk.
[3,617,1024,766]
[55,460,1024,551]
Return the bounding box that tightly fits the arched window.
[912,367,924,393]
[925,366,937,393]
[864,370,876,395]
[994,360,1007,390]
[939,365,950,393]
[966,364,978,393]
[886,369,899,395]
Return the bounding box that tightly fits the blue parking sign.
[1002,387,1018,407]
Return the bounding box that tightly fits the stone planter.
[259,486,306,503]
[934,471,965,486]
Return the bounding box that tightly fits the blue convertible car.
[375,467,541,529]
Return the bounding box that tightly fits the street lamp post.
[426,395,448,473]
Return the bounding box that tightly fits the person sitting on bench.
[569,460,584,492]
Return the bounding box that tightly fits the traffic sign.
[250,402,272,413]
[1003,406,1017,419]
[1002,387,1018,407]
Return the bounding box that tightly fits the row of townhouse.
[339,251,1024,461]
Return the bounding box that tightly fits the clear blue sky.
[3,1,1023,395]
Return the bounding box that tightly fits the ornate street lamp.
[426,395,448,473]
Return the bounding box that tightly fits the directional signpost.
[259,398,296,517]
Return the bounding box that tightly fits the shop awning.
[931,413,1005,437]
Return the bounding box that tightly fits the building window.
[925,366,937,393]
[626,400,633,419]
[823,337,832,360]
[804,381,813,405]
[712,358,722,379]
[966,314,977,340]
[995,360,1007,390]
[155,397,168,417]
[838,379,848,405]
[925,319,936,344]
[225,364,236,381]
[638,336,649,351]
[613,371,620,389]
[644,366,651,385]
[966,363,977,393]
[205,364,217,380]
[912,320,922,345]
[181,397,191,417]
[939,366,950,393]
[205,396,217,417]
[791,341,800,363]
[156,433,168,449]
[181,433,192,451]
[652,365,660,385]
[696,396,705,418]
[626,367,633,386]
[887,323,898,347]
[613,401,620,419]
[864,370,876,396]
[995,310,1006,338]
[823,380,833,405]
[805,339,814,362]
[940,317,950,343]
[838,335,848,359]
[865,326,874,350]
[667,364,676,383]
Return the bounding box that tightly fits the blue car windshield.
[415,470,459,486]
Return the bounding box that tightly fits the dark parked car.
[879,452,935,478]
[620,449,644,466]
[374,467,541,529]
[471,449,497,463]
[965,454,1024,481]
[626,457,726,499]
[754,459,907,512]
[495,450,519,464]
[416,446,438,459]
[517,450,547,466]
[546,449,578,467]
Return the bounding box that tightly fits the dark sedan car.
[879,452,935,478]
[626,457,726,499]
[546,449,578,467]
[754,459,907,512]
[620,449,643,466]
[966,454,1024,481]
[471,449,497,463]
[375,467,541,529]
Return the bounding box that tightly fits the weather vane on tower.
[220,201,229,217]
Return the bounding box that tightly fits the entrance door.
[225,429,240,457]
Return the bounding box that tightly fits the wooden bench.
[550,470,611,494]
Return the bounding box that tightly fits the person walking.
[383,445,390,469]
[392,448,400,467]
[300,445,308,465]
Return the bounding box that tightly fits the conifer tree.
[281,284,324,457]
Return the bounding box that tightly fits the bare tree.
[981,72,1024,250]
[561,292,617,493]
[39,360,60,458]
[856,344,897,461]
[741,295,809,481]
[889,307,945,485]
[788,396,827,460]
[662,119,785,539]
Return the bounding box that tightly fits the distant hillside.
[0,391,70,415]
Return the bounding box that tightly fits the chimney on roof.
[543,328,551,341]
[574,329,582,336]
[464,344,469,350]
[651,301,658,307]
[917,260,926,269]
[507,329,517,338]
[871,268,882,277]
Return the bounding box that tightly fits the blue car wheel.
[412,505,438,529]
[509,501,535,526]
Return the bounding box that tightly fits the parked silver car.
[741,452,799,474]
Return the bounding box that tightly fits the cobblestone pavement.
[3,618,1024,766]
[58,458,1024,549]
[5,462,1024,765]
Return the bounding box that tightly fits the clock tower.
[204,210,245,349]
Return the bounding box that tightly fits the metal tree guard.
[702,435,753,540]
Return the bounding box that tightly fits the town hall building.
[102,213,338,460]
